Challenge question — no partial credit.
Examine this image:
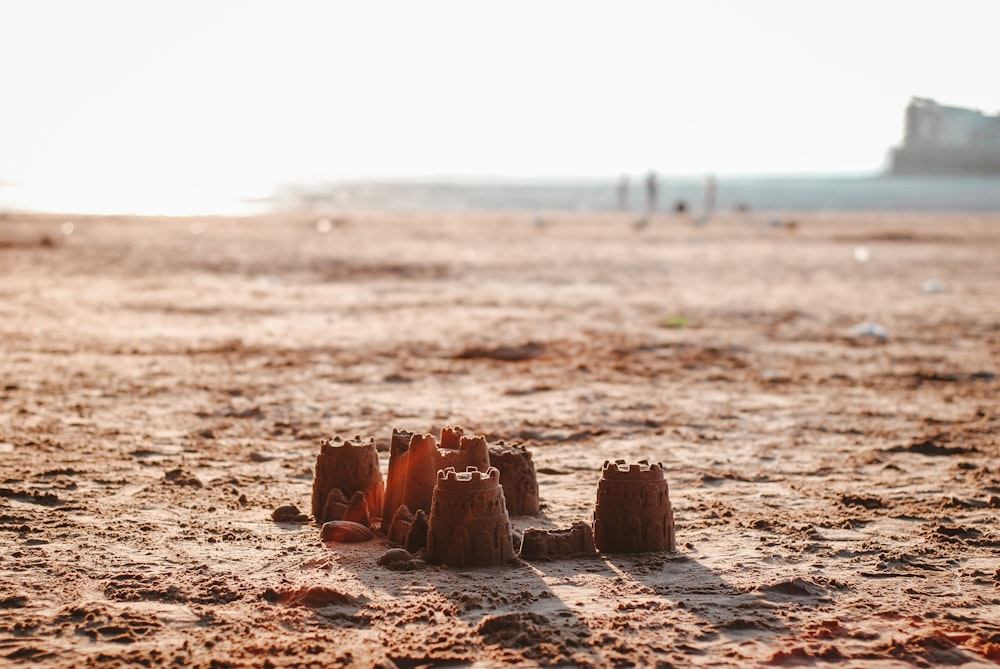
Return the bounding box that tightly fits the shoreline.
[5,172,1000,218]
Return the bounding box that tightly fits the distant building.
[890,97,1000,175]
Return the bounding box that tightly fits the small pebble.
[321,520,374,543]
[271,504,308,523]
[377,548,412,566]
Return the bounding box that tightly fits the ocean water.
[4,174,1000,216]
[273,175,1000,215]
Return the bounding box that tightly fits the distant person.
[702,174,717,225]
[645,171,658,217]
[735,202,752,224]
[617,175,629,212]
[674,200,688,215]
[699,174,717,225]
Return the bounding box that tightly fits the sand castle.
[380,426,490,530]
[425,466,515,568]
[592,459,675,553]
[312,436,384,527]
[488,441,539,516]
[518,522,596,560]
[310,429,676,564]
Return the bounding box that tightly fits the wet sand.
[1,210,998,667]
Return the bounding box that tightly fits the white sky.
[1,0,998,213]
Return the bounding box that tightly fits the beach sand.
[1,210,998,667]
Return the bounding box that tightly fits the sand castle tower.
[386,504,429,553]
[380,426,490,530]
[426,466,515,568]
[592,459,675,553]
[488,441,539,516]
[312,436,384,527]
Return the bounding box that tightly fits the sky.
[1,0,998,214]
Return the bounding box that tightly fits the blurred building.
[890,97,1000,175]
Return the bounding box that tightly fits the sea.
[3,174,1000,216]
[270,175,1000,215]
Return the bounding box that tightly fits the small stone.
[272,504,308,523]
[377,548,413,566]
[387,558,423,572]
[321,520,374,543]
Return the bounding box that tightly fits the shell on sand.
[321,520,374,543]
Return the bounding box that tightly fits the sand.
[1,209,998,667]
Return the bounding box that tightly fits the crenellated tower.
[380,426,490,530]
[312,435,384,527]
[426,466,515,568]
[488,440,540,516]
[592,459,675,553]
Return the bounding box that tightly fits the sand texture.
[1,210,999,667]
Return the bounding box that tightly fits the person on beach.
[645,171,658,217]
[700,174,717,225]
